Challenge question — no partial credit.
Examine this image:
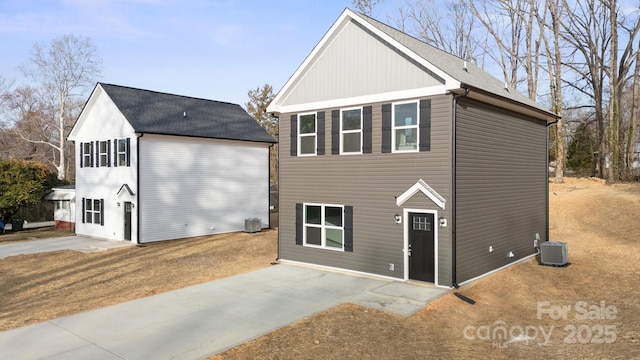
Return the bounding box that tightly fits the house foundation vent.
[244,218,262,233]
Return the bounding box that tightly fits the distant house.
[45,185,76,231]
[267,9,558,287]
[68,83,276,243]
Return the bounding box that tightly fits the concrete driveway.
[0,235,133,259]
[0,264,448,360]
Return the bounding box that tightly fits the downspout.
[136,133,143,245]
[451,88,469,288]
[545,119,559,243]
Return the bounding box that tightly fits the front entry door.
[124,202,132,241]
[409,212,435,282]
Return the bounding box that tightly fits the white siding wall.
[138,134,270,242]
[73,88,139,242]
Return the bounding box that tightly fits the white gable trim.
[268,9,459,114]
[396,179,446,209]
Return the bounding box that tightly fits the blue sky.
[0,0,397,107]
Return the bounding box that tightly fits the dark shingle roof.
[99,83,276,143]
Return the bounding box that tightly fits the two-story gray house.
[267,9,558,287]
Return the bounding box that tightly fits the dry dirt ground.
[1,178,639,359]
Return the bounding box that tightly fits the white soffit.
[396,179,446,209]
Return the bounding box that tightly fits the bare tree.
[245,84,278,184]
[18,34,101,180]
[391,0,479,61]
[352,0,383,16]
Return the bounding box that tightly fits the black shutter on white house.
[344,206,353,252]
[331,110,340,155]
[90,142,94,167]
[381,104,392,153]
[126,138,131,167]
[81,198,85,223]
[419,99,431,152]
[79,142,84,168]
[362,106,372,154]
[290,115,298,156]
[113,138,118,167]
[107,140,111,167]
[95,141,99,167]
[317,111,325,155]
[295,203,303,245]
[100,199,105,226]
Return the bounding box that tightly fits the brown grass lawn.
[1,178,639,359]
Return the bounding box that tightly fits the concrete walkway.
[0,264,448,360]
[0,235,133,259]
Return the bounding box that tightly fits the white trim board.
[396,179,446,209]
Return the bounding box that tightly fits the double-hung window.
[341,108,362,154]
[304,204,344,250]
[298,113,317,156]
[117,138,129,166]
[98,140,109,167]
[82,142,93,167]
[393,101,419,152]
[84,198,103,225]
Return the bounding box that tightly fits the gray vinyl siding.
[455,98,548,283]
[279,95,453,285]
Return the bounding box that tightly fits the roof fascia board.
[68,83,103,141]
[268,8,460,114]
[455,86,559,123]
[272,85,450,114]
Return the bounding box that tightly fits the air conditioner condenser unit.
[540,241,568,266]
[244,218,261,233]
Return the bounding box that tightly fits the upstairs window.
[298,113,317,156]
[393,102,419,152]
[82,142,93,167]
[116,138,130,166]
[98,140,110,167]
[341,108,362,154]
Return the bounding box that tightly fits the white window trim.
[85,198,102,225]
[298,112,317,157]
[98,140,109,167]
[117,138,128,166]
[392,100,420,153]
[82,142,92,166]
[340,107,363,155]
[303,203,345,251]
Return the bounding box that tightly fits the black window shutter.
[381,104,392,153]
[90,142,95,167]
[419,99,432,152]
[107,140,111,167]
[113,138,118,167]
[295,203,303,245]
[344,206,353,252]
[100,199,105,226]
[81,198,85,223]
[317,111,325,155]
[79,142,84,168]
[290,115,298,156]
[126,138,131,167]
[363,106,372,154]
[95,141,99,167]
[331,110,340,155]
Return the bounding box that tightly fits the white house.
[44,185,76,231]
[68,83,276,243]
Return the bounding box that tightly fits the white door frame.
[403,208,438,284]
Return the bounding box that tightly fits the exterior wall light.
[439,217,447,227]
[394,214,402,224]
